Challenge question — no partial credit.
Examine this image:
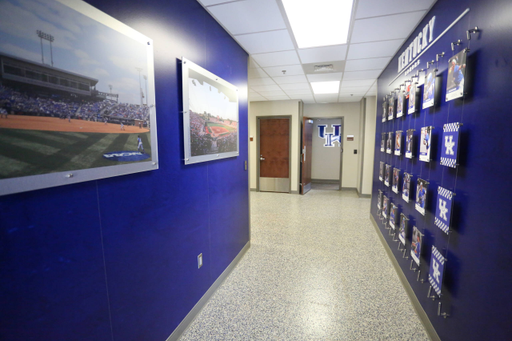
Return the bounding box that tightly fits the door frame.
[256,116,292,193]
[311,116,344,190]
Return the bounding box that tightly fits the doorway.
[257,117,291,193]
[311,117,344,191]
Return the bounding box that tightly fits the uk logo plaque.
[419,126,433,162]
[441,123,460,168]
[435,186,454,234]
[428,246,446,296]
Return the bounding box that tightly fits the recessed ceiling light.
[311,81,340,94]
[282,0,354,49]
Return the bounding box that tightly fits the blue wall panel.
[371,0,512,340]
[0,0,249,340]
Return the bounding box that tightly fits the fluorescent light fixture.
[311,81,340,94]
[282,0,354,49]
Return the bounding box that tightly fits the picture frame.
[389,203,398,230]
[422,67,436,109]
[411,226,423,266]
[182,58,239,165]
[392,167,400,194]
[446,49,467,101]
[408,79,418,115]
[440,122,461,168]
[395,130,402,156]
[386,132,393,154]
[435,186,455,234]
[402,172,412,202]
[0,0,158,196]
[385,164,391,187]
[405,129,414,159]
[381,132,386,152]
[379,161,384,181]
[387,94,395,120]
[428,245,446,296]
[419,126,433,162]
[396,87,404,118]
[415,178,428,215]
[399,213,408,245]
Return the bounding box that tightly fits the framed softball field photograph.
[0,0,158,196]
[182,58,239,165]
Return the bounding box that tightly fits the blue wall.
[0,0,249,340]
[371,0,512,340]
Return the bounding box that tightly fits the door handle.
[260,155,265,161]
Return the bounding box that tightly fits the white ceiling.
[197,0,437,103]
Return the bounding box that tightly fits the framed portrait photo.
[402,172,411,202]
[422,67,436,109]
[389,203,398,230]
[411,226,423,266]
[415,178,428,215]
[419,126,433,162]
[395,130,402,156]
[392,167,400,194]
[396,87,404,118]
[182,58,239,165]
[379,161,384,182]
[405,129,414,159]
[399,213,408,245]
[385,164,391,187]
[446,49,467,101]
[386,132,393,154]
[408,80,418,115]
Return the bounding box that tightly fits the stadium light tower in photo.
[135,67,143,106]
[36,30,55,67]
[143,75,148,106]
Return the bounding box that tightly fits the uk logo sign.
[435,186,454,234]
[441,122,460,168]
[318,124,341,147]
[428,245,446,296]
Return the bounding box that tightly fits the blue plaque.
[440,122,460,168]
[435,186,454,234]
[428,246,446,296]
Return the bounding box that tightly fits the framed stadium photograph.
[446,49,467,101]
[0,0,158,196]
[182,58,239,165]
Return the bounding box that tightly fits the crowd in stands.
[189,111,237,155]
[0,84,150,123]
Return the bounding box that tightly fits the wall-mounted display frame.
[390,203,398,229]
[415,178,428,215]
[386,132,393,154]
[182,58,239,165]
[441,122,461,168]
[399,213,409,245]
[383,195,389,220]
[435,186,455,234]
[382,98,387,122]
[446,49,467,101]
[423,67,436,109]
[419,126,433,162]
[381,132,386,152]
[396,87,404,118]
[0,0,158,196]
[402,172,412,202]
[392,167,400,194]
[385,164,391,187]
[408,79,418,115]
[428,245,446,296]
[395,131,402,156]
[406,129,415,159]
[388,94,395,120]
[379,161,384,182]
[411,226,423,266]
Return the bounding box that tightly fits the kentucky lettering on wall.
[398,17,436,73]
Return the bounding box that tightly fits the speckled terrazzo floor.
[178,189,430,341]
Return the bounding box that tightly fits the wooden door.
[300,117,313,194]
[259,118,290,192]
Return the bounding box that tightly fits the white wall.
[361,96,377,195]
[249,100,301,192]
[304,102,361,188]
[311,118,342,180]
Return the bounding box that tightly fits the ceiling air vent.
[314,64,334,72]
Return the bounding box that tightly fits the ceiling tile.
[251,50,300,68]
[280,83,311,90]
[235,30,294,54]
[307,72,343,82]
[342,79,376,87]
[207,0,286,35]
[248,67,269,79]
[347,39,404,59]
[298,45,348,64]
[273,75,308,84]
[343,70,382,80]
[249,78,276,86]
[355,0,436,19]
[258,90,287,97]
[345,57,391,72]
[351,11,427,43]
[315,94,339,102]
[250,84,281,92]
[284,89,313,95]
[264,95,292,101]
[263,64,304,77]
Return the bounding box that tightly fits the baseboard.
[355,188,371,198]
[250,188,257,192]
[369,215,441,341]
[166,241,251,341]
[291,190,299,194]
[311,179,339,184]
[341,187,357,191]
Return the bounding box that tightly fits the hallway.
[179,189,429,340]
